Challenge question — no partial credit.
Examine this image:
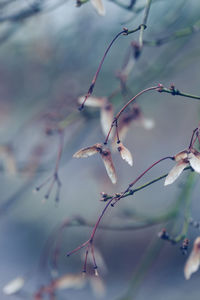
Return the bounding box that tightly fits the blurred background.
[0,0,200,299]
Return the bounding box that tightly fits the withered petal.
[100,149,117,184]
[184,237,200,280]
[73,143,102,158]
[91,0,105,16]
[118,143,133,166]
[164,161,189,186]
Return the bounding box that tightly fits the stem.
[104,85,158,144]
[102,166,191,202]
[160,87,200,101]
[139,0,152,48]
[79,29,126,110]
[128,156,173,189]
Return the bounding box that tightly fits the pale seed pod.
[164,160,189,186]
[78,96,106,108]
[100,102,114,138]
[73,143,102,158]
[91,0,105,16]
[117,142,133,166]
[188,149,200,173]
[54,274,86,290]
[184,237,200,280]
[100,149,117,184]
[3,277,25,295]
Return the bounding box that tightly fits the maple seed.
[78,96,106,108]
[184,237,200,280]
[91,0,106,16]
[100,149,117,184]
[165,148,200,186]
[73,144,102,158]
[100,102,114,138]
[73,144,117,184]
[117,142,133,166]
[3,277,25,295]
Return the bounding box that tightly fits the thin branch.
[104,84,200,144]
[78,24,144,110]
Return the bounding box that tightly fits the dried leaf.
[73,143,102,158]
[184,237,200,280]
[78,96,106,108]
[100,149,117,184]
[164,161,189,186]
[100,102,114,138]
[118,143,133,166]
[3,277,25,295]
[91,0,105,16]
[54,274,86,290]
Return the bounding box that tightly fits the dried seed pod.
[188,149,200,173]
[100,102,114,138]
[164,160,189,186]
[174,150,188,162]
[184,237,200,280]
[117,142,133,166]
[89,275,105,298]
[78,96,106,108]
[73,143,102,158]
[100,149,117,184]
[91,0,105,16]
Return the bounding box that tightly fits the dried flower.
[91,0,105,16]
[3,277,25,295]
[164,148,200,186]
[73,144,117,184]
[117,142,133,166]
[184,237,200,280]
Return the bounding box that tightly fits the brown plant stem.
[79,25,143,110]
[66,155,176,273]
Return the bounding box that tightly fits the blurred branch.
[144,19,200,46]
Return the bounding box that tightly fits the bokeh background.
[0,0,200,299]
